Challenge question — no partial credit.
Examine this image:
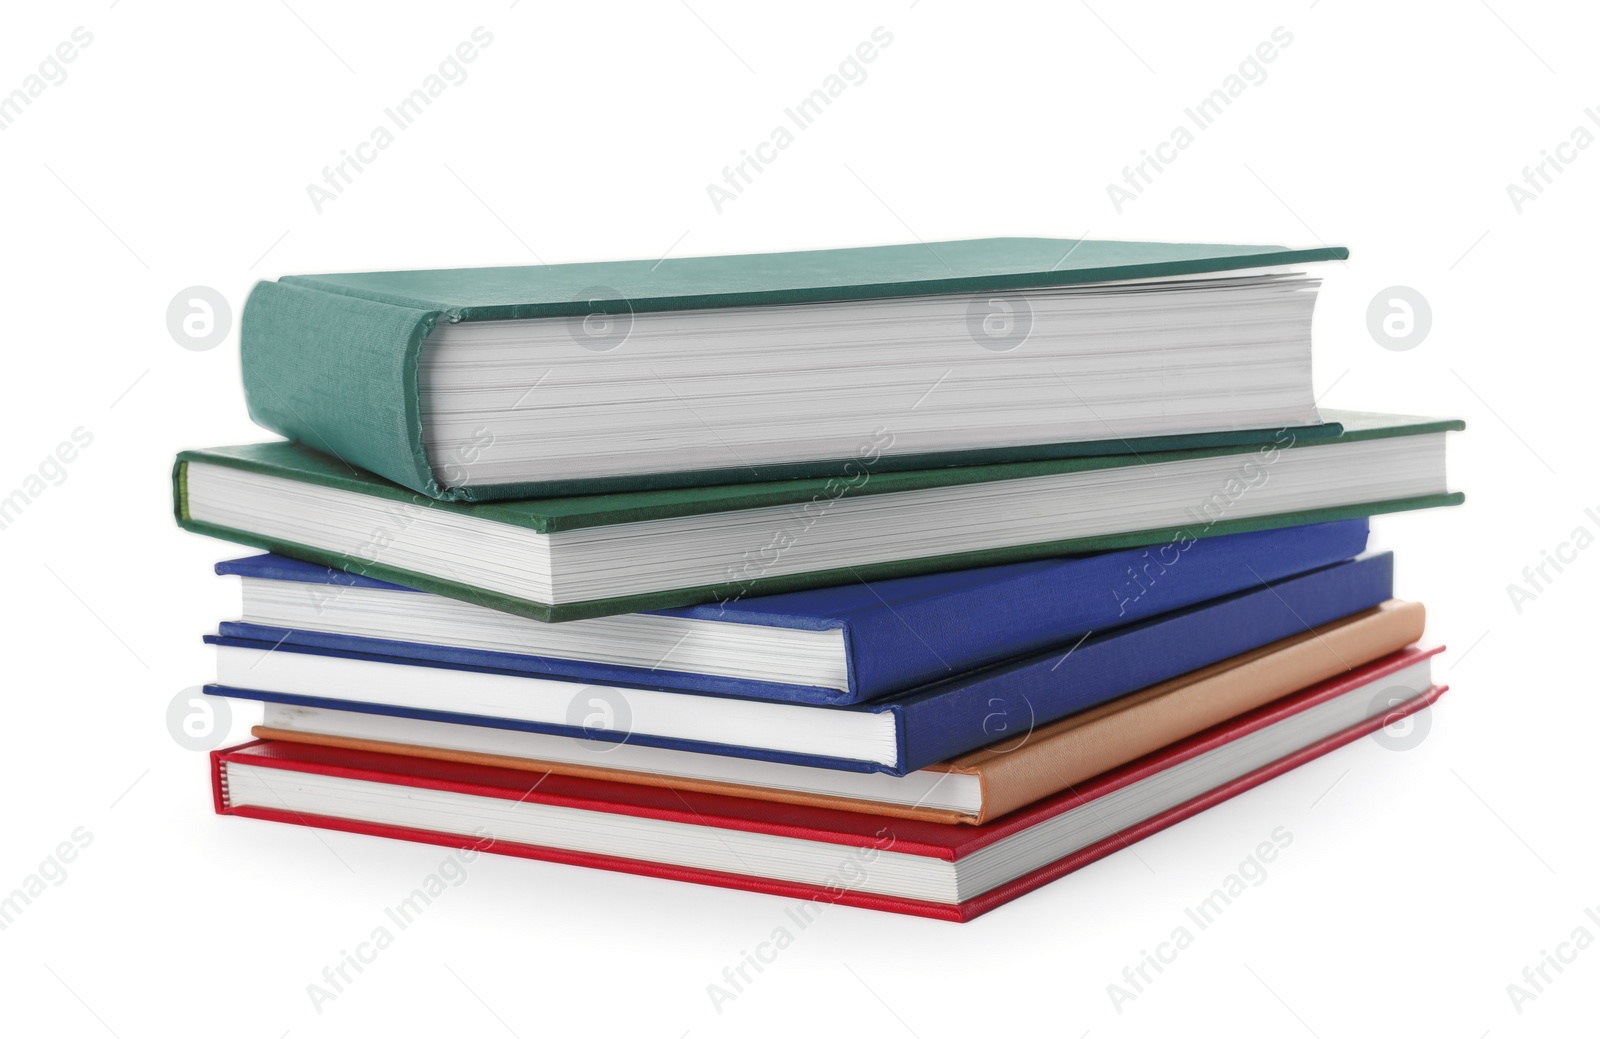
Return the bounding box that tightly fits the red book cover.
[212,647,1445,921]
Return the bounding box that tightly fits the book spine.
[970,604,1426,821]
[210,747,230,814]
[241,280,448,498]
[893,553,1395,773]
[843,519,1371,701]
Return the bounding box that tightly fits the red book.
[212,648,1444,921]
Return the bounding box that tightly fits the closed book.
[253,600,1427,823]
[207,553,1394,775]
[216,519,1370,705]
[242,237,1348,501]
[213,648,1444,921]
[174,411,1460,621]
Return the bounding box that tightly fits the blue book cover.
[207,552,1394,775]
[216,519,1370,705]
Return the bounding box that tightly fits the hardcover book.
[252,600,1427,823]
[174,411,1461,621]
[213,648,1444,920]
[242,238,1349,501]
[215,519,1370,705]
[207,553,1395,775]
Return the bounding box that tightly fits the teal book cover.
[241,237,1348,502]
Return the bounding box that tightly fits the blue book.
[216,519,1370,706]
[207,552,1394,775]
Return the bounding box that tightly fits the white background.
[1,1,1595,1035]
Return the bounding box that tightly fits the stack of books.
[175,237,1462,921]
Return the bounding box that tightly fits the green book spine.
[241,281,445,498]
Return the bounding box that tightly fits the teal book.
[174,410,1461,622]
[242,237,1348,501]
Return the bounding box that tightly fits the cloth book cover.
[212,648,1444,921]
[254,600,1426,824]
[173,411,1461,621]
[208,552,1395,775]
[216,519,1370,705]
[242,238,1348,501]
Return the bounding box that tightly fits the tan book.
[254,599,1424,824]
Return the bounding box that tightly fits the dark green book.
[174,410,1462,622]
[242,237,1348,502]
